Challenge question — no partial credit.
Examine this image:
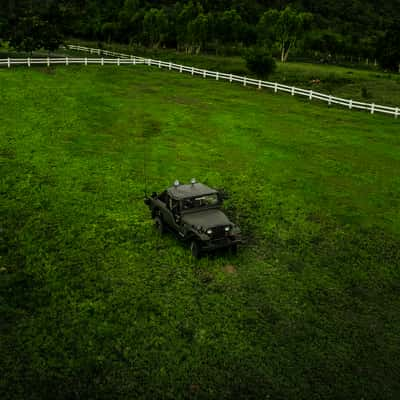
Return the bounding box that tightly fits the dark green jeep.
[144,179,241,258]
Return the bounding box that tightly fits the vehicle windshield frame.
[181,193,221,213]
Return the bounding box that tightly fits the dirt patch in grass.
[222,265,237,274]
[36,67,57,75]
[165,95,201,105]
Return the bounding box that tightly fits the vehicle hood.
[182,209,231,229]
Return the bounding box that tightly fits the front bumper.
[201,236,241,251]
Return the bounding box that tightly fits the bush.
[361,86,371,99]
[243,47,276,78]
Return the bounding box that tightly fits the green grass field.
[1,65,400,400]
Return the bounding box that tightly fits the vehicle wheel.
[154,216,164,234]
[190,241,202,259]
[230,244,238,255]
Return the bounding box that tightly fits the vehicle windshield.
[183,194,219,209]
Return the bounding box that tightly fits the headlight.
[206,229,213,235]
[225,226,230,231]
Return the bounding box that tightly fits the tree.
[258,6,313,62]
[9,15,45,54]
[176,1,203,53]
[377,21,400,72]
[143,8,168,48]
[40,2,65,53]
[243,47,276,78]
[187,13,209,53]
[213,9,243,44]
[101,21,119,43]
[7,1,67,54]
[118,0,144,43]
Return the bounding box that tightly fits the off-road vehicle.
[144,179,241,258]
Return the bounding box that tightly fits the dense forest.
[1,0,400,65]
[0,1,399,66]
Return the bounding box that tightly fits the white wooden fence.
[1,44,399,119]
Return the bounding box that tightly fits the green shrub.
[243,47,276,78]
[361,86,371,99]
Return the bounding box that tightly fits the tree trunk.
[283,49,290,63]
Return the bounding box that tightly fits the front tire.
[230,244,238,255]
[154,216,165,234]
[190,240,202,259]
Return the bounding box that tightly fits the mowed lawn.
[1,65,400,400]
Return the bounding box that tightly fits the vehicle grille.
[210,226,226,239]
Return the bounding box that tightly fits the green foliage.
[258,6,313,62]
[243,47,276,78]
[1,65,400,399]
[187,13,209,53]
[9,15,46,54]
[101,21,119,44]
[143,8,168,48]
[361,86,371,99]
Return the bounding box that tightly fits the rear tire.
[190,240,201,259]
[154,216,164,234]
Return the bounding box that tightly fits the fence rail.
[2,44,399,119]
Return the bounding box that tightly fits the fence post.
[216,72,219,80]
[309,90,313,100]
[370,103,375,114]
[395,108,399,119]
[169,62,172,70]
[117,58,120,66]
[47,57,50,67]
[203,70,206,78]
[328,95,332,106]
[133,57,136,65]
[229,74,232,83]
[243,77,246,86]
[158,61,161,68]
[258,80,261,89]
[274,82,278,93]
[291,87,295,96]
[66,57,69,66]
[85,57,88,66]
[148,59,151,66]
[180,65,183,73]
[28,57,30,67]
[349,100,353,109]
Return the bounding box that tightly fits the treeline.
[0,0,399,69]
